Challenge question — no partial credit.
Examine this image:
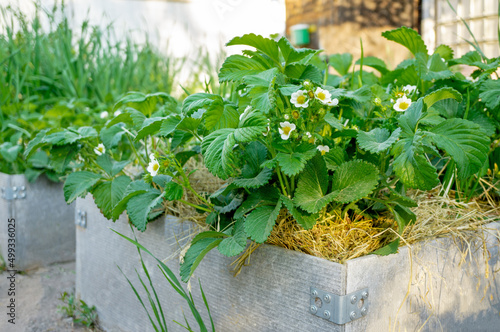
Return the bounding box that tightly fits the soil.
[0,261,102,332]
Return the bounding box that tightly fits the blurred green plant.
[113,228,215,332]
[58,291,98,328]
[0,1,220,179]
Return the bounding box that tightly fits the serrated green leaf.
[63,171,102,203]
[180,237,223,282]
[182,93,223,117]
[100,123,126,149]
[357,128,401,153]
[226,33,280,65]
[126,190,164,231]
[284,64,322,83]
[329,53,353,76]
[434,44,454,60]
[294,155,337,213]
[164,181,184,201]
[423,87,462,109]
[392,133,439,190]
[330,160,379,203]
[275,145,317,177]
[416,53,453,81]
[92,176,131,220]
[112,180,151,220]
[468,108,496,137]
[202,111,268,179]
[324,146,345,171]
[24,129,49,158]
[204,103,239,132]
[398,99,425,136]
[233,168,272,189]
[430,99,461,119]
[49,145,78,173]
[244,68,281,114]
[219,54,268,82]
[244,199,282,243]
[324,113,344,130]
[95,154,129,177]
[281,195,317,230]
[427,118,490,179]
[382,27,428,57]
[234,186,280,219]
[218,219,247,257]
[0,143,21,163]
[135,117,164,141]
[278,37,320,65]
[479,79,500,109]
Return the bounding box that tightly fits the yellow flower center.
[98,147,104,152]
[153,163,159,171]
[399,102,409,110]
[317,92,325,100]
[320,150,326,156]
[297,95,306,104]
[308,138,315,144]
[282,126,291,135]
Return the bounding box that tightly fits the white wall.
[2,0,286,58]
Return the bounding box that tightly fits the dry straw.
[267,188,500,264]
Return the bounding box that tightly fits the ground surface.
[0,261,101,332]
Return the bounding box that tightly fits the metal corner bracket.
[1,186,27,201]
[76,210,87,228]
[309,286,369,325]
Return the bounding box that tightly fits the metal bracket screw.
[76,210,87,228]
[309,286,369,325]
[1,186,27,201]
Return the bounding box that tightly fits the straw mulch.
[266,189,500,264]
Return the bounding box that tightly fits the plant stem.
[178,199,212,213]
[126,133,147,172]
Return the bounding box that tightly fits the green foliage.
[58,292,98,328]
[113,230,215,331]
[63,171,102,203]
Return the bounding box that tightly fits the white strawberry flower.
[317,145,329,155]
[305,132,312,138]
[94,143,106,156]
[278,121,296,140]
[326,98,339,106]
[393,96,412,112]
[114,110,122,116]
[100,111,109,119]
[147,158,160,177]
[402,85,418,95]
[290,90,309,108]
[314,87,332,105]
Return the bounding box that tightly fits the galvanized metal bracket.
[309,286,369,325]
[1,186,27,201]
[76,210,87,228]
